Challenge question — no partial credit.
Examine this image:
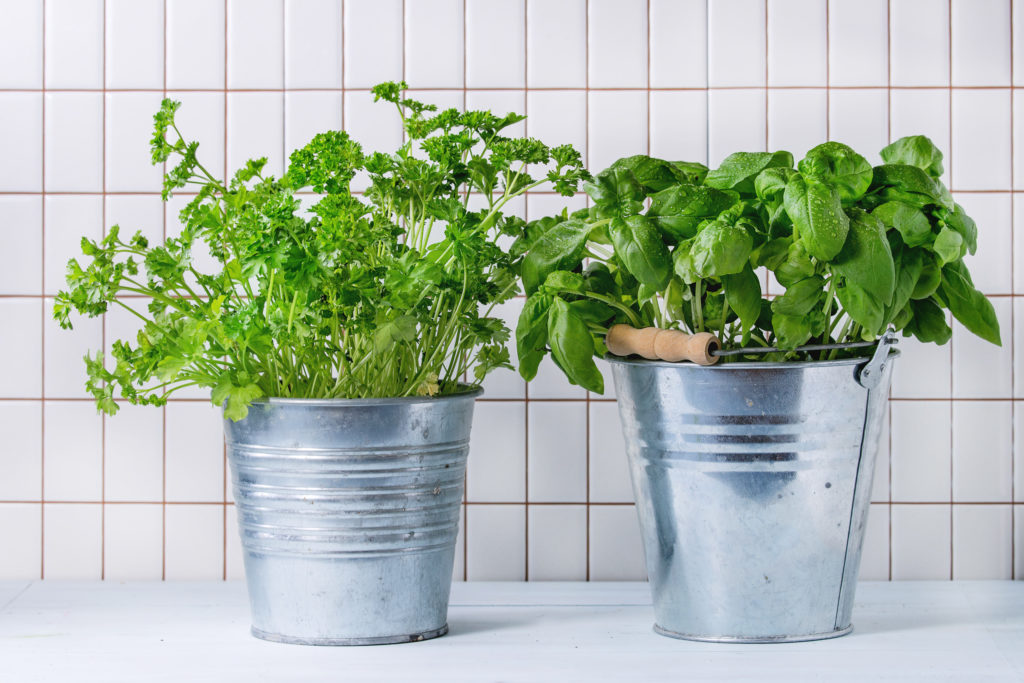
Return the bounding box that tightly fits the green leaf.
[905,298,952,344]
[771,276,825,317]
[609,155,677,192]
[774,240,816,287]
[911,253,941,300]
[547,297,603,393]
[880,135,944,178]
[831,207,895,305]
[783,176,850,261]
[888,246,923,324]
[542,270,585,294]
[872,201,933,248]
[689,222,754,278]
[939,261,1001,345]
[569,299,615,323]
[646,184,738,241]
[373,315,417,352]
[797,141,873,203]
[213,379,264,422]
[836,281,885,338]
[932,226,964,265]
[723,266,762,335]
[609,215,672,290]
[705,151,794,194]
[871,164,953,210]
[772,312,812,349]
[942,203,978,255]
[521,219,592,295]
[583,166,645,218]
[516,294,552,381]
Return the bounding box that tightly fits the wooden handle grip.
[606,325,720,366]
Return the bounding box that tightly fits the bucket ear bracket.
[856,329,898,389]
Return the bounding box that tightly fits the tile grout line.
[39,0,46,581]
[161,0,169,583]
[8,84,1024,93]
[583,0,590,583]
[100,0,108,582]
[462,0,469,583]
[948,0,955,581]
[520,0,529,583]
[1010,0,1017,582]
[886,0,893,581]
[4,499,1019,507]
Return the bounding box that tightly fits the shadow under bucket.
[223,388,480,646]
[607,347,896,643]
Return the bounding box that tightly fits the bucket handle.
[856,329,898,389]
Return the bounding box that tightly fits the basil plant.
[514,136,1000,394]
[55,82,588,419]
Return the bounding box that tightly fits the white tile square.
[1016,0,1024,86]
[44,93,103,192]
[708,0,766,87]
[588,91,647,177]
[42,401,102,501]
[650,0,706,88]
[467,402,525,502]
[407,90,464,114]
[828,89,888,165]
[952,90,1011,191]
[0,402,42,500]
[477,297,526,400]
[588,0,647,88]
[466,504,525,580]
[955,193,1012,294]
[527,505,586,580]
[342,90,403,156]
[1016,402,1024,498]
[0,0,42,88]
[0,93,42,192]
[890,504,950,579]
[167,0,225,90]
[44,195,103,295]
[589,504,646,580]
[0,197,43,295]
[890,0,950,87]
[466,0,524,88]
[889,89,951,187]
[44,298,102,399]
[1016,506,1024,577]
[227,92,284,179]
[285,92,342,159]
[952,504,1012,578]
[405,0,464,88]
[164,504,224,579]
[44,0,102,88]
[891,331,952,398]
[0,504,41,579]
[524,193,586,223]
[171,92,226,181]
[593,358,618,400]
[165,402,224,502]
[526,91,586,166]
[225,503,245,580]
[105,404,163,503]
[952,297,1011,398]
[952,401,1012,502]
[527,0,586,88]
[860,504,890,580]
[285,0,342,89]
[227,0,284,89]
[104,195,164,249]
[767,0,826,86]
[828,0,887,86]
[589,401,632,503]
[1015,91,1024,190]
[43,503,101,579]
[343,0,403,88]
[708,89,767,167]
[106,0,164,89]
[767,89,828,161]
[649,91,708,164]
[103,296,153,376]
[0,300,42,398]
[871,405,891,503]
[890,401,951,503]
[951,0,1011,86]
[106,93,165,192]
[104,503,163,579]
[528,403,586,502]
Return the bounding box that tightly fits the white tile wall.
[0,0,1020,583]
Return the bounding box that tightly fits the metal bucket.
[607,348,896,643]
[223,388,480,646]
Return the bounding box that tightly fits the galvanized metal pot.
[607,349,896,643]
[223,388,480,646]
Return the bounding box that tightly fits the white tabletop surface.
[1,580,1022,682]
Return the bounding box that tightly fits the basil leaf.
[542,270,585,294]
[689,222,754,278]
[706,150,794,194]
[906,297,952,344]
[872,201,933,248]
[888,246,923,324]
[797,141,873,203]
[647,184,738,241]
[774,240,816,287]
[516,293,552,381]
[783,175,850,261]
[943,203,978,255]
[771,276,825,317]
[871,164,953,210]
[547,297,604,393]
[932,226,964,265]
[939,261,1001,345]
[772,312,813,349]
[583,166,645,218]
[880,135,945,178]
[831,207,895,305]
[836,281,885,338]
[609,215,672,290]
[609,155,677,192]
[722,266,762,335]
[911,253,941,299]
[521,219,592,295]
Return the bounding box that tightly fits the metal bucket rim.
[605,349,900,371]
[253,383,483,407]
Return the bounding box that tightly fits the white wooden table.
[2,581,1023,682]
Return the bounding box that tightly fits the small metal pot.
[224,387,480,646]
[607,346,896,643]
